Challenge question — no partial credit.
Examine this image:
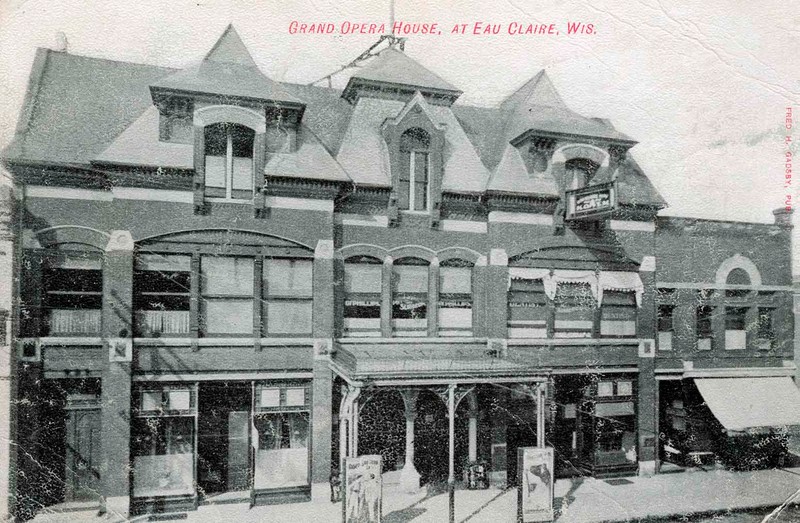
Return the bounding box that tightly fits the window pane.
[397,179,410,210]
[47,309,102,335]
[204,124,227,156]
[265,259,313,297]
[440,267,471,294]
[266,301,312,334]
[554,284,594,338]
[232,157,253,191]
[345,264,382,293]
[202,300,253,334]
[394,265,428,293]
[132,417,195,498]
[254,413,309,489]
[230,124,254,157]
[205,156,226,188]
[202,257,253,296]
[438,306,472,336]
[413,152,428,211]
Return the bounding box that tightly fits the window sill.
[133,337,315,346]
[205,197,252,205]
[506,338,641,346]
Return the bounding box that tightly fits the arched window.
[343,256,383,337]
[204,123,255,200]
[564,158,600,189]
[725,267,751,298]
[392,257,429,336]
[399,128,430,211]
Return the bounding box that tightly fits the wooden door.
[65,402,101,502]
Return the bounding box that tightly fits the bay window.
[554,283,595,338]
[438,260,473,336]
[134,254,191,337]
[200,256,254,335]
[392,258,428,337]
[253,382,310,491]
[399,128,430,211]
[343,256,383,337]
[600,291,637,337]
[132,386,196,499]
[263,258,313,335]
[507,278,548,338]
[204,123,255,200]
[43,252,103,336]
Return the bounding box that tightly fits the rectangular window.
[131,386,196,499]
[204,123,254,200]
[43,253,103,336]
[600,291,637,337]
[507,278,549,338]
[696,306,713,351]
[438,265,472,337]
[554,283,595,338]
[398,151,429,211]
[757,308,775,350]
[201,256,254,335]
[657,305,674,351]
[134,254,191,337]
[263,259,313,335]
[253,383,310,491]
[725,307,747,350]
[392,260,428,337]
[343,259,383,337]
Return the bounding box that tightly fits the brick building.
[1,26,799,520]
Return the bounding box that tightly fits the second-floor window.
[600,291,637,338]
[204,123,255,200]
[657,305,674,351]
[392,257,428,336]
[343,256,383,337]
[263,259,313,335]
[200,256,254,335]
[438,261,473,337]
[756,308,775,350]
[399,128,430,211]
[724,307,747,350]
[507,278,548,338]
[134,254,191,337]
[696,305,713,351]
[554,283,595,338]
[43,253,103,336]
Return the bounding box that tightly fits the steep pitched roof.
[341,47,462,101]
[149,25,301,105]
[501,71,634,144]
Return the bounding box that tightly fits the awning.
[694,377,800,432]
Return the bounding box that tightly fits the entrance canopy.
[694,377,800,433]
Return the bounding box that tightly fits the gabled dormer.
[148,25,307,215]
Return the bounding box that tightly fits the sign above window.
[565,182,617,222]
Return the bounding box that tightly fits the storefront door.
[64,398,101,502]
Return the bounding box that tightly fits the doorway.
[64,395,101,502]
[197,383,251,497]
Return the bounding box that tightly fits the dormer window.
[399,127,430,211]
[565,158,600,189]
[204,123,255,200]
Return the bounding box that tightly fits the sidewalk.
[30,466,800,523]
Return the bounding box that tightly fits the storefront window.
[554,283,594,338]
[132,386,196,499]
[343,256,383,337]
[134,254,191,337]
[438,261,473,336]
[253,383,311,491]
[43,252,103,336]
[508,278,548,338]
[392,258,428,337]
[200,256,254,335]
[263,258,313,335]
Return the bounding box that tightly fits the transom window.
[399,128,430,211]
[204,122,255,200]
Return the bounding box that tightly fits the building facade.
[2,26,799,520]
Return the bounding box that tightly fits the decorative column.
[427,257,439,337]
[381,256,393,337]
[100,231,134,518]
[447,384,456,523]
[311,241,334,502]
[486,249,508,339]
[398,390,421,492]
[468,408,478,463]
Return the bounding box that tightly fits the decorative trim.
[440,219,487,233]
[314,240,334,260]
[653,366,797,378]
[26,185,112,201]
[265,196,333,212]
[715,254,762,286]
[639,256,656,272]
[336,214,389,228]
[655,282,792,291]
[193,104,267,133]
[490,249,508,266]
[133,371,314,382]
[610,220,655,232]
[105,230,134,252]
[16,338,41,362]
[488,211,553,225]
[112,187,194,203]
[506,338,640,346]
[314,338,335,358]
[638,339,655,358]
[133,337,315,346]
[108,338,133,362]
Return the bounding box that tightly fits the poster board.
[517,447,555,522]
[343,455,382,523]
[565,182,617,221]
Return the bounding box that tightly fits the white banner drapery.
[508,268,643,307]
[598,271,644,307]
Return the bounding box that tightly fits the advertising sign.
[343,455,382,523]
[517,447,554,522]
[565,182,617,221]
